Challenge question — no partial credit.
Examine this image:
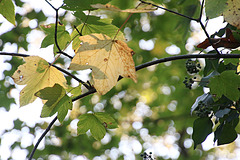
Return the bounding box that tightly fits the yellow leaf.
[12,56,67,107]
[223,0,240,29]
[91,3,157,13]
[69,34,137,95]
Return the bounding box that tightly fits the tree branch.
[140,0,196,21]
[0,52,89,88]
[45,0,73,59]
[28,116,58,160]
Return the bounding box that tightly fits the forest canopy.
[1,0,240,159]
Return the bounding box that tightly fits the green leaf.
[0,0,15,25]
[63,0,111,11]
[205,0,227,19]
[40,23,71,54]
[192,117,213,149]
[95,112,118,129]
[71,19,125,51]
[67,85,82,99]
[77,112,118,140]
[77,113,106,141]
[35,83,72,123]
[214,122,238,145]
[204,58,219,76]
[209,70,240,101]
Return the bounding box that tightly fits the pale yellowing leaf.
[12,56,67,107]
[91,3,157,13]
[69,34,137,95]
[223,0,240,29]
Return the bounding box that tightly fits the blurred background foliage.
[1,0,239,159]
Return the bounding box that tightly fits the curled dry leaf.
[69,33,137,95]
[197,28,240,49]
[91,3,157,13]
[223,0,240,29]
[12,56,67,107]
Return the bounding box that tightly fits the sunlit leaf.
[77,113,106,140]
[11,56,67,106]
[0,0,15,25]
[40,23,71,54]
[71,19,125,51]
[223,0,240,29]
[35,84,72,123]
[69,33,137,95]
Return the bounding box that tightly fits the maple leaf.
[197,28,240,49]
[69,33,137,95]
[12,56,67,106]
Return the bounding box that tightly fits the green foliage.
[40,23,71,54]
[63,0,111,11]
[77,112,118,140]
[0,0,15,25]
[192,117,213,149]
[209,70,240,101]
[71,18,124,50]
[35,83,72,123]
[205,0,227,19]
[1,0,240,159]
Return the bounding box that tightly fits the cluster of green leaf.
[1,0,240,159]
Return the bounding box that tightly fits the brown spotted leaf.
[223,0,240,29]
[69,33,137,95]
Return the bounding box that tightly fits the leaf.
[91,3,157,13]
[214,122,238,145]
[0,0,15,25]
[199,71,220,87]
[223,0,240,29]
[209,70,240,101]
[215,108,231,118]
[40,23,71,54]
[77,113,106,141]
[63,0,111,11]
[94,112,118,129]
[69,33,137,95]
[67,84,82,99]
[197,28,240,49]
[11,56,67,106]
[192,117,213,149]
[71,19,125,51]
[205,0,227,19]
[35,84,72,123]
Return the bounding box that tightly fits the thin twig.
[28,116,58,160]
[198,0,205,21]
[140,0,196,21]
[45,0,73,59]
[52,64,91,90]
